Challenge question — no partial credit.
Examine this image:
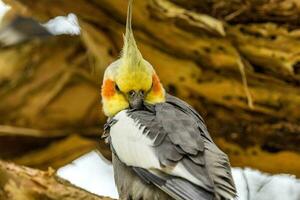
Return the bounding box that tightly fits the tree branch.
[0,160,113,200]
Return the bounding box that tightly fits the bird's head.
[101,0,165,117]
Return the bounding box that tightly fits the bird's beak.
[129,91,144,110]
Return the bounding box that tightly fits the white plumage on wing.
[110,110,160,169]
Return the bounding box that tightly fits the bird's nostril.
[129,90,136,97]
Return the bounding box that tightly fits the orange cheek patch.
[102,79,115,98]
[152,74,162,94]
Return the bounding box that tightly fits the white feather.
[171,162,202,185]
[110,110,161,169]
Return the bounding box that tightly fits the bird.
[101,0,236,199]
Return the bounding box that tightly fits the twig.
[237,58,254,109]
[242,170,251,200]
[224,5,248,21]
[254,177,273,199]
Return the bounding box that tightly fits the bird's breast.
[109,110,161,169]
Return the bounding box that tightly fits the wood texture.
[0,160,113,200]
[12,135,98,169]
[0,35,110,165]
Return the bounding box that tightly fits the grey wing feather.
[156,103,205,153]
[204,139,237,199]
[166,95,237,199]
[124,94,236,199]
[132,167,214,200]
[128,107,215,194]
[166,94,213,142]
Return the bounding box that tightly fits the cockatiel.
[101,0,236,199]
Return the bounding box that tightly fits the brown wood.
[0,35,105,131]
[170,0,300,24]
[12,135,99,169]
[0,160,113,200]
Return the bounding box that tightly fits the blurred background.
[0,0,299,199]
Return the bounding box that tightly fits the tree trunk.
[1,0,300,176]
[0,160,113,200]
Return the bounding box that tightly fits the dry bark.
[0,160,113,200]
[171,0,300,24]
[1,0,300,176]
[0,36,105,130]
[0,35,111,166]
[11,135,99,169]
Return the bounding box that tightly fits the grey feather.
[156,103,204,154]
[166,94,213,142]
[124,95,236,199]
[133,167,214,200]
[112,153,171,200]
[107,94,236,199]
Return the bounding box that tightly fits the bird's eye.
[115,84,120,92]
[128,90,136,97]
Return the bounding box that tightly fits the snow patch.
[232,168,300,200]
[43,13,80,35]
[57,151,118,199]
[0,1,10,23]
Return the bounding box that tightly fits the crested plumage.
[101,0,236,199]
[116,0,153,95]
[121,0,143,69]
[101,0,165,117]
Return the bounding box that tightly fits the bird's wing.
[165,94,212,141]
[132,167,214,200]
[165,95,236,199]
[107,95,236,200]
